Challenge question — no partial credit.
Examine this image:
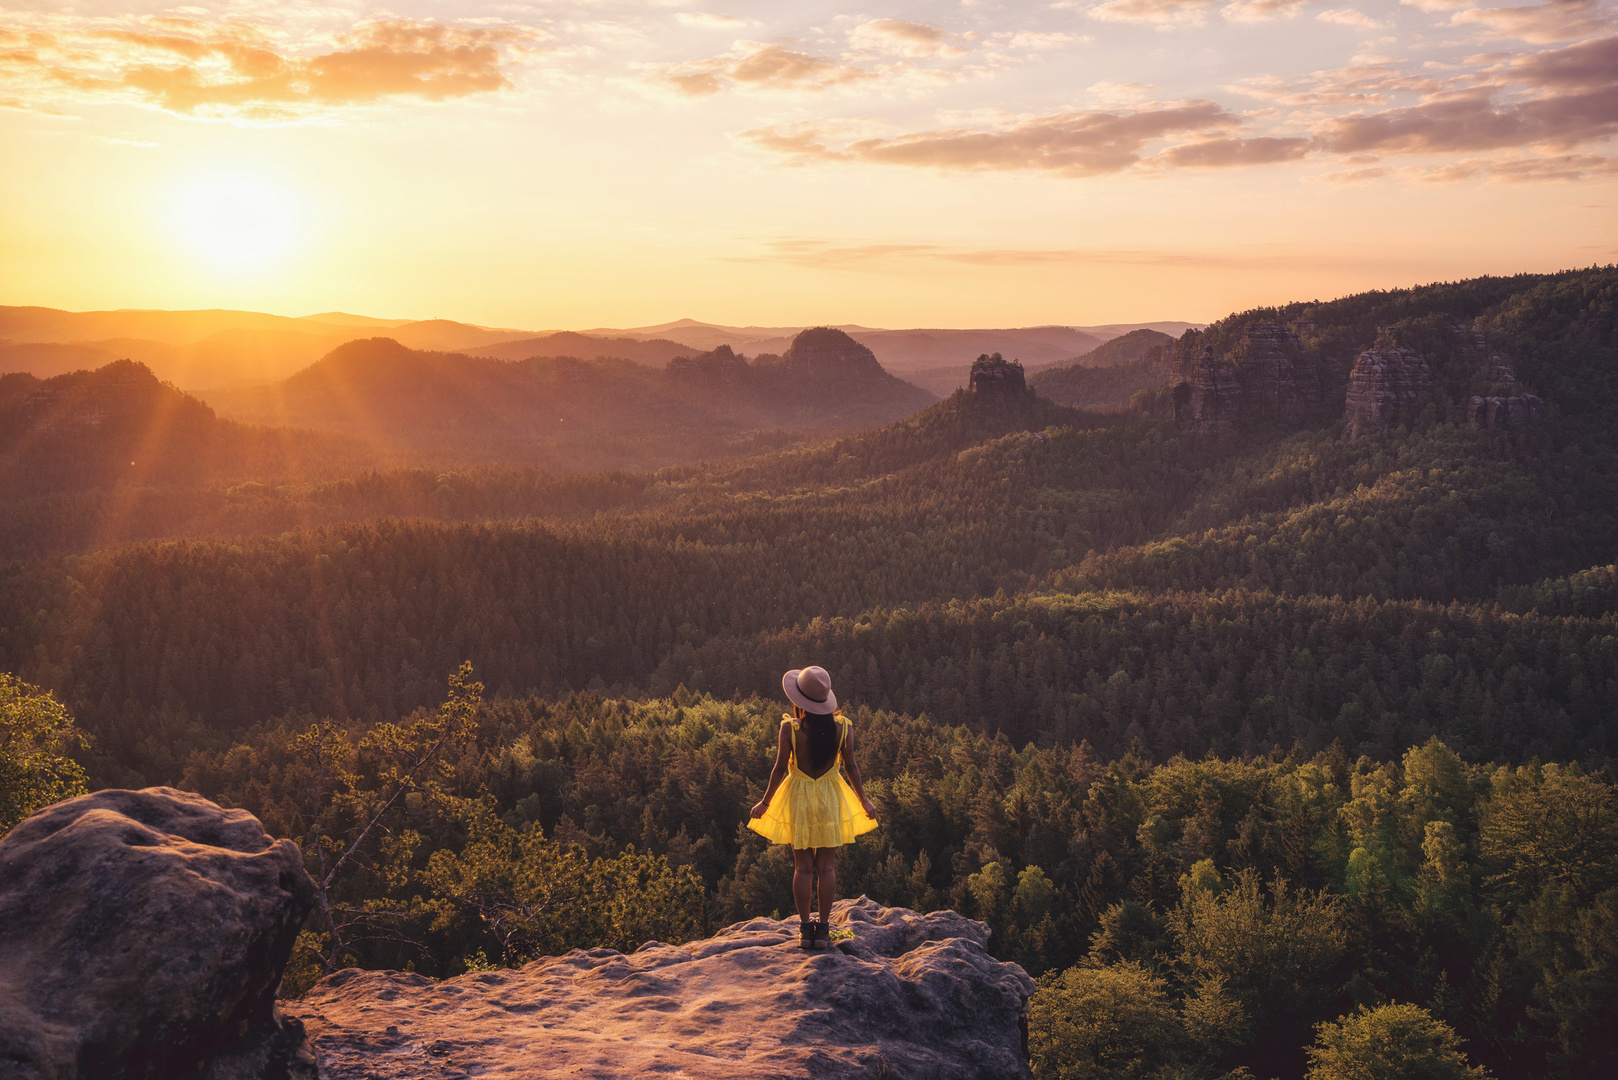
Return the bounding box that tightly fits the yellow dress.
[748,713,878,850]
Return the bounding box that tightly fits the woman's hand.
[749,800,767,819]
[859,796,877,820]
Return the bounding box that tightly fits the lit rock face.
[293,897,1036,1080]
[1173,346,1242,436]
[1344,346,1434,438]
[0,787,317,1080]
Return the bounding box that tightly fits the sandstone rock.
[1230,323,1318,418]
[1469,394,1544,428]
[1344,346,1433,438]
[293,897,1034,1080]
[969,353,1027,397]
[0,787,318,1080]
[1172,346,1241,436]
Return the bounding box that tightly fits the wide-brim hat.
[783,666,837,714]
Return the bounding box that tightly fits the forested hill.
[0,359,378,496]
[1,266,1614,779]
[5,267,1618,1080]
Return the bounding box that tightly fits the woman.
[749,665,879,949]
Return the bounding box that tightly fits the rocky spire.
[1344,346,1433,437]
[969,353,1027,396]
[1172,345,1241,436]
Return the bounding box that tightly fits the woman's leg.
[792,848,816,924]
[814,847,837,925]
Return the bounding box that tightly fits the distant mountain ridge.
[0,306,1200,395]
[468,333,697,367]
[206,328,935,471]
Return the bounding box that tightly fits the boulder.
[1344,346,1433,437]
[293,897,1035,1079]
[0,787,317,1080]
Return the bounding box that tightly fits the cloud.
[1222,0,1308,22]
[738,101,1273,176]
[1006,31,1085,49]
[1326,152,1617,180]
[848,19,966,57]
[1088,81,1161,106]
[1088,0,1217,25]
[1232,61,1449,106]
[1451,0,1613,44]
[1418,153,1618,179]
[734,237,1344,269]
[1158,135,1314,165]
[1317,8,1391,27]
[676,13,749,29]
[647,41,879,96]
[1325,81,1618,153]
[1507,32,1618,89]
[0,18,536,119]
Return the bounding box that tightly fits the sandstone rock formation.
[969,353,1027,396]
[1343,346,1434,438]
[1171,324,1327,435]
[0,787,318,1080]
[293,897,1034,1080]
[1230,322,1319,418]
[1172,346,1241,435]
[1469,394,1544,428]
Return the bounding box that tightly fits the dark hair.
[800,711,839,775]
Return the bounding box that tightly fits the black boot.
[800,919,818,950]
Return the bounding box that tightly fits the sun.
[170,171,303,271]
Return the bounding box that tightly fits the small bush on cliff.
[0,673,87,835]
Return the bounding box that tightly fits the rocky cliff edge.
[293,898,1034,1080]
[0,787,1032,1080]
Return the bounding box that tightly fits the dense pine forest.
[4,267,1618,1078]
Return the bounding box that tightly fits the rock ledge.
[293,898,1034,1080]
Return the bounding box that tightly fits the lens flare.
[170,172,302,271]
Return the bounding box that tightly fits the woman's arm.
[842,727,878,820]
[750,722,792,818]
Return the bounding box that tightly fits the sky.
[2,0,1615,328]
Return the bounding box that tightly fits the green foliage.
[1306,1003,1492,1080]
[1480,764,1618,905]
[0,673,88,834]
[1171,869,1348,1076]
[420,800,703,964]
[1030,962,1183,1080]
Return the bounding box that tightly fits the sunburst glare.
[169,171,304,272]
